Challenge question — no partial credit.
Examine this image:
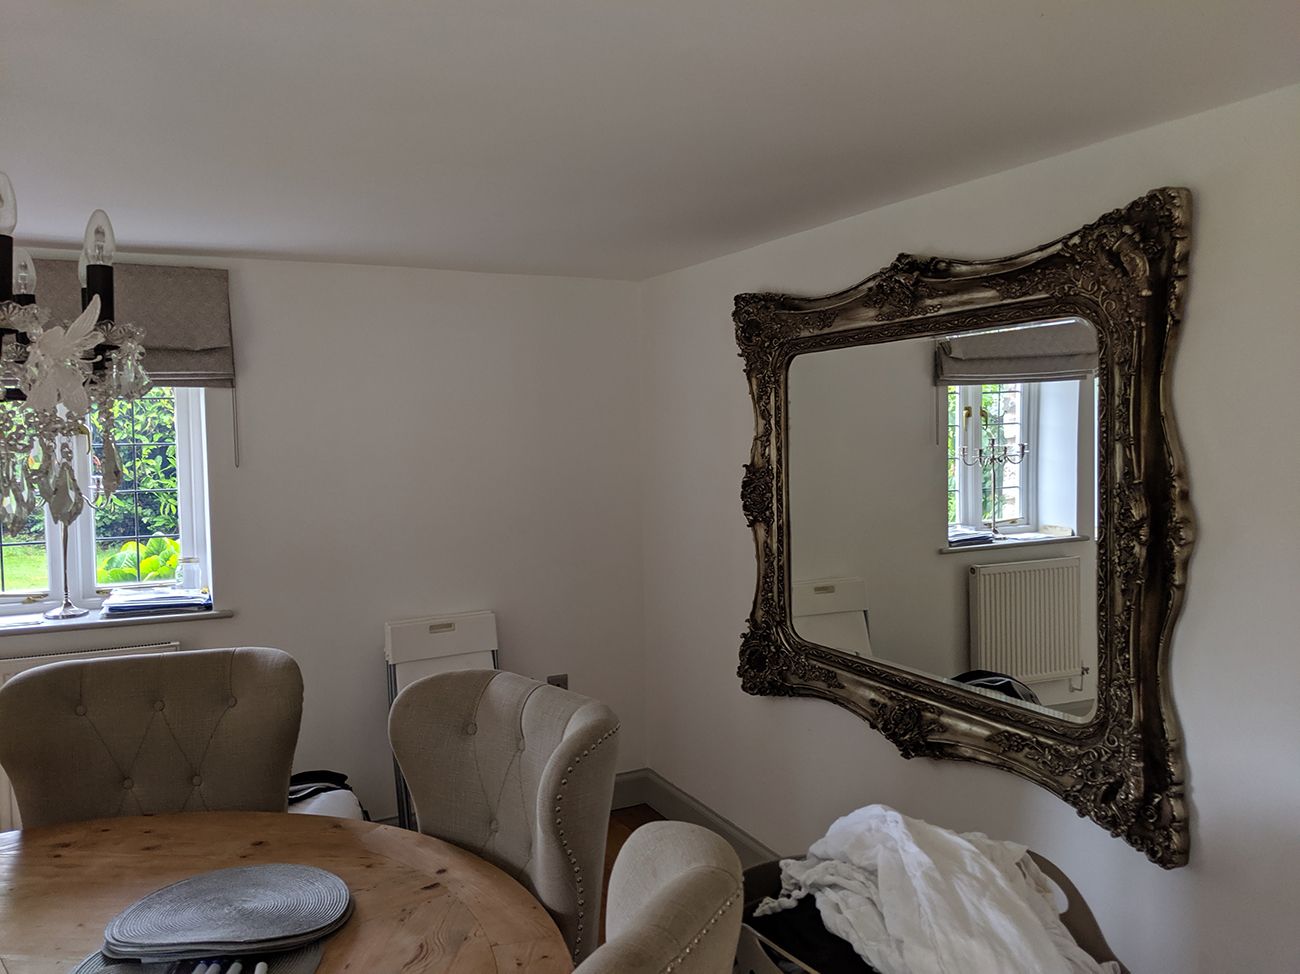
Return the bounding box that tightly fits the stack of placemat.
[73,864,352,974]
[71,945,322,974]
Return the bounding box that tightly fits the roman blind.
[935,318,1096,385]
[33,258,234,387]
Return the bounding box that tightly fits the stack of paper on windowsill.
[101,587,213,617]
[947,526,995,547]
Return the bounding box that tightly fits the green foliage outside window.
[92,389,182,585]
[99,536,180,583]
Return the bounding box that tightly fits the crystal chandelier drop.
[0,171,151,618]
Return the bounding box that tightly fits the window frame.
[0,387,211,616]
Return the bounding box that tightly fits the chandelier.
[0,171,150,618]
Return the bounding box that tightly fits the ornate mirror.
[735,189,1193,867]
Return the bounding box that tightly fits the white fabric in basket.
[754,805,1119,974]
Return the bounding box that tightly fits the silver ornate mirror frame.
[734,189,1194,867]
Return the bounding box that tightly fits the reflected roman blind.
[33,258,234,388]
[934,318,1096,385]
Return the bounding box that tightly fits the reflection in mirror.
[788,318,1098,721]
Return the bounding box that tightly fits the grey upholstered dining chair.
[388,669,619,964]
[0,647,303,829]
[577,820,743,974]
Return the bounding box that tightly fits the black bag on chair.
[287,770,370,820]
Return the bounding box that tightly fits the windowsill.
[0,607,234,638]
[939,534,1090,555]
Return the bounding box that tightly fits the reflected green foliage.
[946,388,959,524]
[949,382,1024,526]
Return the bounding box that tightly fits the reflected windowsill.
[854,651,1098,723]
[947,676,1096,723]
[939,534,1090,555]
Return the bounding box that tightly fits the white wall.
[0,259,647,819]
[640,84,1300,973]
[789,338,954,673]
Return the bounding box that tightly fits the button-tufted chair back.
[388,669,619,964]
[0,647,303,830]
[576,820,743,974]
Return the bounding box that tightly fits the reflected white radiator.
[0,640,181,831]
[969,557,1080,684]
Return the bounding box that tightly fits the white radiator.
[969,557,1080,684]
[0,640,181,831]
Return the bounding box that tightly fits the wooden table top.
[0,811,572,974]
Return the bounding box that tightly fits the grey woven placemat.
[103,864,350,959]
[71,942,324,974]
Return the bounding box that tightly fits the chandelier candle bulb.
[83,209,116,265]
[0,172,15,235]
[12,248,35,307]
[82,209,116,322]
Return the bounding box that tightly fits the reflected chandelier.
[0,171,151,616]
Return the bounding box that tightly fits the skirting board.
[613,767,779,869]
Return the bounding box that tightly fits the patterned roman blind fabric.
[935,318,1096,385]
[34,258,234,387]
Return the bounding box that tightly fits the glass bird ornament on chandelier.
[0,170,150,618]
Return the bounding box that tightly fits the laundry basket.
[738,925,806,967]
[734,859,875,974]
[735,923,822,974]
[733,854,1127,974]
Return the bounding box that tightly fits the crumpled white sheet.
[754,805,1120,974]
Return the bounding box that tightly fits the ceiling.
[3,2,1297,279]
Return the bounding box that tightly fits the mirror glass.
[787,317,1099,722]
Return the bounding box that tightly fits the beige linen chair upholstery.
[578,820,743,974]
[0,647,303,829]
[388,669,619,963]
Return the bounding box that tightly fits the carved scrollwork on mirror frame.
[734,189,1194,867]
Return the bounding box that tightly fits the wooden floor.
[601,803,665,944]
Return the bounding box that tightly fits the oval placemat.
[72,942,325,974]
[103,864,349,959]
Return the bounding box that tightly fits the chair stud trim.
[661,885,742,973]
[555,722,620,961]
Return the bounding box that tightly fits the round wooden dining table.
[0,811,573,974]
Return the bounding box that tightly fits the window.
[947,382,1036,534]
[0,386,211,614]
[945,377,1095,546]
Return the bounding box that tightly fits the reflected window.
[947,378,1091,545]
[948,381,1035,533]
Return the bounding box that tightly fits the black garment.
[747,897,879,973]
